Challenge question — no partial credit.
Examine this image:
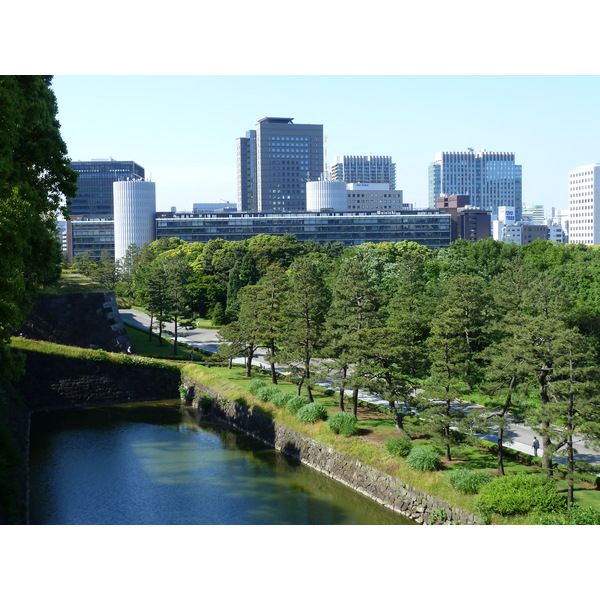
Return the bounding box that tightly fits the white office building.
[306,182,407,212]
[113,180,156,263]
[568,164,600,245]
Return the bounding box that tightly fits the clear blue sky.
[50,75,600,214]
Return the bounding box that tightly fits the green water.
[29,401,416,525]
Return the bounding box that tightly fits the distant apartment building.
[331,155,396,189]
[521,204,546,224]
[69,159,145,219]
[435,194,491,242]
[428,149,522,219]
[306,182,407,212]
[236,117,324,212]
[493,206,550,244]
[568,164,600,245]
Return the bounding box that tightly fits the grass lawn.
[41,271,108,294]
[124,323,213,362]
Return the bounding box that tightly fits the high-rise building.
[236,117,324,212]
[331,155,396,189]
[568,164,600,245]
[428,149,522,219]
[69,159,145,218]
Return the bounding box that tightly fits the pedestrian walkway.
[120,308,600,467]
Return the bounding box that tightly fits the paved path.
[120,308,600,467]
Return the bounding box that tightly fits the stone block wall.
[14,351,181,411]
[18,292,130,352]
[181,376,480,525]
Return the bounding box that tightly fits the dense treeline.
[74,234,600,506]
[0,76,78,381]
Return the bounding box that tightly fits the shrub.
[385,436,413,458]
[247,379,267,395]
[448,468,492,494]
[198,393,212,411]
[297,402,328,423]
[271,391,298,408]
[406,446,440,471]
[255,386,277,402]
[327,412,358,436]
[286,395,311,414]
[475,473,567,516]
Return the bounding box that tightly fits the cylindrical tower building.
[306,180,347,212]
[113,180,156,263]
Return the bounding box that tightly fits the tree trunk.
[339,366,346,412]
[538,365,553,475]
[567,434,574,509]
[246,346,255,378]
[173,317,178,355]
[269,340,278,384]
[352,387,359,417]
[388,398,407,436]
[497,424,505,476]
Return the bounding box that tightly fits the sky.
[50,74,600,214]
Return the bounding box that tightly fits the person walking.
[532,436,540,457]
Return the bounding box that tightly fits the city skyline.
[50,76,600,215]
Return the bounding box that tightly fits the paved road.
[120,308,600,467]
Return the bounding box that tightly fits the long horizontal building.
[155,210,452,248]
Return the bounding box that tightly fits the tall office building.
[331,155,396,189]
[69,159,145,218]
[236,117,324,212]
[428,149,522,219]
[568,164,600,245]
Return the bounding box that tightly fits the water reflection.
[29,401,415,526]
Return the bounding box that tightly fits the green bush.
[247,379,267,395]
[286,395,311,414]
[256,386,278,402]
[197,393,212,411]
[475,473,567,516]
[535,505,600,525]
[448,468,492,494]
[297,402,328,423]
[327,412,358,436]
[271,391,298,408]
[406,446,440,471]
[385,436,413,458]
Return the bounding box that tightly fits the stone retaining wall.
[181,376,480,525]
[18,292,130,352]
[14,351,181,411]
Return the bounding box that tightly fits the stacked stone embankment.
[18,292,130,352]
[181,376,480,525]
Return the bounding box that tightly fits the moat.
[29,400,416,525]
